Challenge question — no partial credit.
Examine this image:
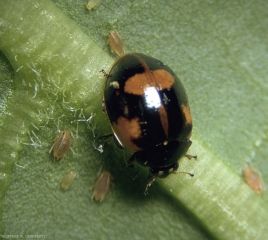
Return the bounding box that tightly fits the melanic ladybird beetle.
[102,53,194,194]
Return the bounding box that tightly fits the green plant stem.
[0,1,268,239]
[160,135,268,239]
[0,0,112,234]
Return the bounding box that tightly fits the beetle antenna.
[144,177,158,195]
[99,69,109,78]
[173,171,194,177]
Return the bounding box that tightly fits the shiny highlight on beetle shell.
[124,69,175,95]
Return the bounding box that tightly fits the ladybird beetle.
[243,164,264,194]
[102,53,194,194]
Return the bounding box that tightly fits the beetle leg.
[185,154,197,160]
[173,171,194,177]
[99,133,114,142]
[96,134,114,153]
[144,177,157,195]
[127,154,136,168]
[99,69,110,78]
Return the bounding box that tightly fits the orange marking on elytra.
[123,55,173,138]
[181,104,192,126]
[152,69,175,90]
[124,69,174,95]
[124,73,148,95]
[112,117,142,152]
[124,54,174,95]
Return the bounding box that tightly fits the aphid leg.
[49,142,55,154]
[70,147,76,156]
[49,132,60,152]
[90,166,103,193]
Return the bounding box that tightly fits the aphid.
[92,171,112,202]
[243,164,264,194]
[86,0,99,11]
[108,30,124,57]
[61,171,76,190]
[50,131,71,161]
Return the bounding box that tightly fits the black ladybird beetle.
[102,53,194,194]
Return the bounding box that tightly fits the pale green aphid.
[61,171,77,190]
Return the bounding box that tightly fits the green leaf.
[0,0,268,239]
